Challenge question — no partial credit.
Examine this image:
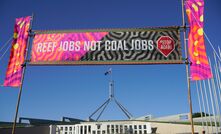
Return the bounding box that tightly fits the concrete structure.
[51,120,152,134]
[50,120,221,134]
[2,114,221,134]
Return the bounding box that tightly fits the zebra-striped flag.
[104,68,112,75]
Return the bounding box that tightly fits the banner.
[4,16,31,87]
[185,0,212,80]
[30,27,182,65]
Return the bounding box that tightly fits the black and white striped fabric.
[81,28,182,64]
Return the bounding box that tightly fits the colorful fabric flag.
[185,0,212,80]
[4,16,31,87]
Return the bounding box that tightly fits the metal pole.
[11,14,34,134]
[209,58,221,129]
[213,52,221,128]
[196,81,205,129]
[96,99,110,121]
[203,80,213,133]
[207,78,219,134]
[199,81,209,132]
[181,0,195,133]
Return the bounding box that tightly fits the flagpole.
[207,78,219,134]
[11,14,34,134]
[196,81,205,129]
[213,52,221,127]
[203,80,213,133]
[181,0,195,133]
[199,80,209,132]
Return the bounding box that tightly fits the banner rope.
[0,36,12,52]
[0,40,12,61]
[185,2,221,62]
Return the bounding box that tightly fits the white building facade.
[50,121,152,134]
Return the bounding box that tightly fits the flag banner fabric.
[30,27,182,65]
[4,16,31,87]
[185,0,212,80]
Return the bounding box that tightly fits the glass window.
[116,125,119,133]
[139,130,142,134]
[80,126,83,134]
[65,127,68,131]
[111,128,114,134]
[97,125,101,129]
[93,131,96,134]
[143,125,146,129]
[144,130,147,134]
[120,125,123,133]
[84,126,87,134]
[88,126,91,132]
[134,125,137,129]
[139,125,142,129]
[111,125,114,128]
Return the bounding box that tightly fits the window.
[70,127,72,131]
[116,125,119,133]
[139,130,142,134]
[134,130,137,134]
[139,125,142,129]
[134,125,137,129]
[143,125,146,129]
[102,130,105,134]
[120,125,123,133]
[111,125,114,129]
[97,124,101,129]
[144,130,147,134]
[84,126,87,134]
[88,126,91,133]
[107,125,110,134]
[80,126,83,134]
[93,130,96,134]
[111,125,114,133]
[111,128,114,134]
[116,125,119,129]
[65,127,68,131]
[97,131,101,134]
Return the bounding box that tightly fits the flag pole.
[11,14,34,134]
[181,0,195,133]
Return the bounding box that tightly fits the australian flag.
[104,68,112,75]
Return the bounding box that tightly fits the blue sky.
[0,0,220,122]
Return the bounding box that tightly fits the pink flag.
[4,16,31,87]
[185,0,212,80]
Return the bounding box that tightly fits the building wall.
[0,126,50,134]
[54,121,152,134]
[151,122,219,134]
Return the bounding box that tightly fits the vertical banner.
[4,16,31,87]
[185,0,212,80]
